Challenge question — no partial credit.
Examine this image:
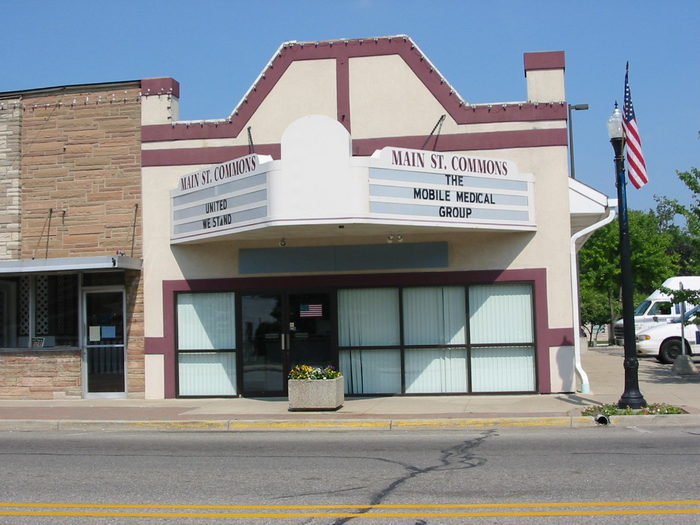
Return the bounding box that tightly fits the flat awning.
[0,256,142,274]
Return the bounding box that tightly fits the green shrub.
[582,402,685,416]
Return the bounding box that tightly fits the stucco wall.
[141,49,573,339]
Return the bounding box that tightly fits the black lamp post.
[607,104,647,409]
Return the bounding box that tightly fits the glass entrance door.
[287,293,332,370]
[241,294,284,395]
[84,289,125,396]
[240,292,332,396]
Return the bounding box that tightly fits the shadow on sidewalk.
[638,363,700,384]
[554,394,601,406]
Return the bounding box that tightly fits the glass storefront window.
[340,348,401,394]
[178,351,237,396]
[176,292,236,396]
[403,286,468,393]
[338,288,399,346]
[177,292,236,350]
[338,282,535,395]
[469,283,535,392]
[338,288,401,394]
[469,283,533,344]
[404,347,468,393]
[471,346,536,392]
[0,275,79,349]
[403,286,465,345]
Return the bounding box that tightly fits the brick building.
[0,80,172,398]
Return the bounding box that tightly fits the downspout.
[570,203,617,393]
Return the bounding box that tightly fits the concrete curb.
[605,414,698,427]
[0,415,698,432]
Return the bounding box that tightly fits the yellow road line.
[1,500,699,510]
[0,509,700,519]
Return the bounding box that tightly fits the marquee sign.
[171,154,269,242]
[368,147,534,228]
[170,147,535,244]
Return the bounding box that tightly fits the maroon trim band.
[141,77,180,98]
[524,51,566,73]
[141,39,565,143]
[145,268,570,398]
[142,143,281,167]
[352,128,567,156]
[142,128,566,167]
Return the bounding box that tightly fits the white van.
[636,305,700,363]
[613,276,700,345]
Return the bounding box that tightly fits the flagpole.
[608,104,646,409]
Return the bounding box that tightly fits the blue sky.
[2,0,698,212]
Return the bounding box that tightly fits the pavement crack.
[326,430,495,525]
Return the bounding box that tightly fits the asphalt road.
[1,425,699,524]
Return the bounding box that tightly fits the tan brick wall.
[20,88,142,260]
[0,350,81,399]
[0,99,22,260]
[12,86,146,398]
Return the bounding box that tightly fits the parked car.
[615,276,700,345]
[635,305,700,363]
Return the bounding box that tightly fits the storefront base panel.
[0,350,81,399]
[549,346,576,393]
[146,269,576,399]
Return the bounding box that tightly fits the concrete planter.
[288,376,344,411]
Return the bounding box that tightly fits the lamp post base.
[618,391,647,409]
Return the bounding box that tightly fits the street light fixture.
[568,103,589,179]
[607,104,647,409]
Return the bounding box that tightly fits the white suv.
[635,305,700,363]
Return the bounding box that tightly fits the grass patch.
[581,402,686,417]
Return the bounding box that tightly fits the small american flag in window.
[300,304,323,318]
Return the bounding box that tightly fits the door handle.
[280,333,290,351]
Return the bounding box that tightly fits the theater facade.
[0,35,611,399]
[141,36,611,399]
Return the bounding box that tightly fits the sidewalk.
[0,347,698,431]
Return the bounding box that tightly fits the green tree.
[579,209,679,296]
[578,209,680,336]
[658,285,700,311]
[674,167,700,273]
[654,168,700,274]
[578,285,612,345]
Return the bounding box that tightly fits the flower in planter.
[288,364,342,380]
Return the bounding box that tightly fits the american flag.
[622,63,648,189]
[300,304,323,318]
